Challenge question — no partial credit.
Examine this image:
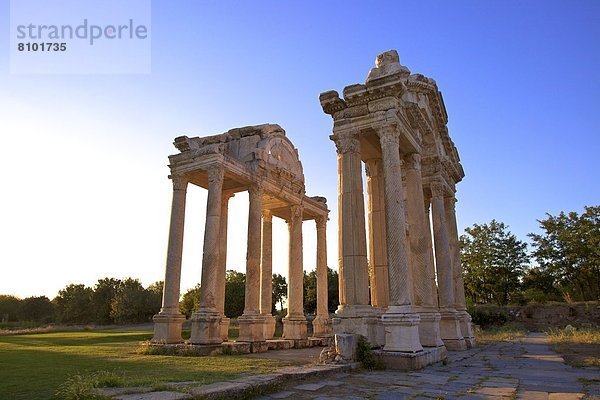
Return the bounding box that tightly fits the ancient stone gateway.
[152,124,332,347]
[319,50,475,367]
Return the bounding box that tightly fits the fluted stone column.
[191,168,225,344]
[430,182,466,350]
[424,195,440,310]
[217,193,233,341]
[312,215,332,337]
[365,158,389,309]
[405,154,444,348]
[152,176,188,343]
[260,210,276,339]
[333,133,371,316]
[378,126,422,353]
[282,204,308,340]
[238,184,265,342]
[445,196,476,348]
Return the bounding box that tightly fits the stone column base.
[282,315,308,340]
[238,314,265,342]
[262,314,276,340]
[417,310,445,347]
[152,313,186,344]
[332,305,385,347]
[457,310,476,348]
[439,309,467,351]
[374,345,447,370]
[382,307,423,353]
[312,315,333,337]
[219,317,230,342]
[190,311,222,344]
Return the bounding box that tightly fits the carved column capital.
[171,175,188,191]
[334,135,360,154]
[378,125,400,147]
[404,153,422,171]
[261,209,273,222]
[315,215,328,230]
[430,182,446,199]
[287,204,303,224]
[207,167,225,187]
[248,183,264,199]
[365,158,383,178]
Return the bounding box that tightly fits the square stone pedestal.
[312,315,333,338]
[190,311,222,344]
[152,313,186,344]
[332,305,385,347]
[439,309,467,351]
[262,314,276,340]
[238,314,265,342]
[457,310,476,348]
[374,346,447,370]
[381,309,423,352]
[417,310,444,348]
[219,317,230,341]
[282,316,308,340]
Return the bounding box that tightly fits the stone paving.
[260,333,599,400]
[101,334,599,399]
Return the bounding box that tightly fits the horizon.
[1,0,599,300]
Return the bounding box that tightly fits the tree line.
[1,268,340,324]
[461,205,599,305]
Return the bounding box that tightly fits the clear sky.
[0,1,598,299]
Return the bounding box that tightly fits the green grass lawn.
[0,329,282,400]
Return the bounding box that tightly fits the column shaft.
[378,125,422,353]
[282,204,308,340]
[365,158,389,308]
[238,184,265,342]
[217,193,233,341]
[335,134,370,311]
[152,176,187,343]
[313,215,332,337]
[190,168,224,344]
[260,210,276,339]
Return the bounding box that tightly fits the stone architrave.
[312,215,332,337]
[365,158,389,309]
[378,125,423,353]
[238,184,266,342]
[282,204,308,340]
[405,154,444,348]
[152,176,188,343]
[430,182,466,351]
[260,210,276,339]
[445,196,476,347]
[190,167,225,344]
[216,193,233,341]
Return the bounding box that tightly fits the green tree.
[224,270,245,318]
[91,278,121,324]
[303,270,317,314]
[18,296,54,322]
[180,284,201,318]
[0,295,21,322]
[327,267,339,313]
[110,278,150,323]
[54,284,94,324]
[460,220,529,305]
[146,281,164,317]
[528,205,600,301]
[271,273,287,312]
[521,266,561,303]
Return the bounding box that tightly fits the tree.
[529,205,600,301]
[224,270,245,318]
[146,281,164,317]
[180,284,201,318]
[54,284,94,324]
[327,267,340,313]
[110,278,150,323]
[91,278,122,324]
[303,270,317,314]
[18,296,54,322]
[460,220,529,305]
[271,273,287,312]
[521,266,561,303]
[0,295,21,322]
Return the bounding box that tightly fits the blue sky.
[0,0,598,298]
